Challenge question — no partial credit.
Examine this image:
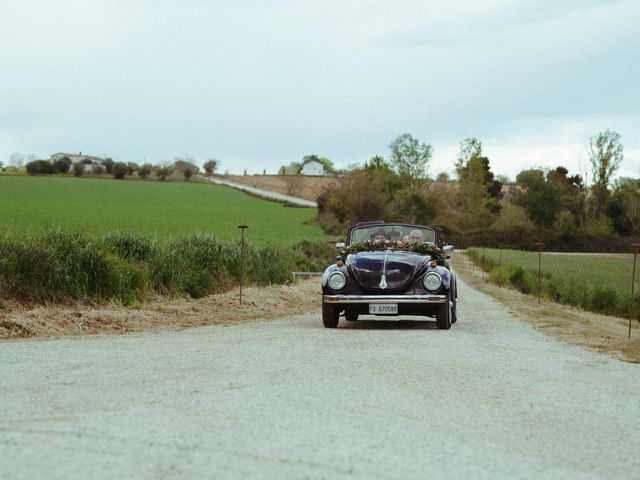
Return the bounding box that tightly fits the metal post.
[238,224,249,305]
[534,242,544,304]
[482,245,486,281]
[630,243,640,338]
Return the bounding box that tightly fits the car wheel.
[436,291,452,330]
[345,311,358,321]
[322,303,340,328]
[450,280,458,324]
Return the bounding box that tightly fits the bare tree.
[285,176,303,196]
[203,159,218,177]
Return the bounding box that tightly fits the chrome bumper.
[323,294,447,304]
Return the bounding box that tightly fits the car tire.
[451,279,458,324]
[436,291,452,330]
[322,303,340,328]
[345,311,358,321]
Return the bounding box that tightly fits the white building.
[300,160,324,176]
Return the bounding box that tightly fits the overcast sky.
[1,0,638,179]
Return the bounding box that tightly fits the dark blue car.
[321,221,457,329]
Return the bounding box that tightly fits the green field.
[0,175,327,245]
[467,248,639,319]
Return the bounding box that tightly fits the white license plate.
[369,304,398,314]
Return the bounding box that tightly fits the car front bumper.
[323,294,447,304]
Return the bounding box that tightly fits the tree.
[514,169,566,226]
[53,156,72,174]
[25,160,54,175]
[127,162,139,175]
[589,129,624,216]
[455,137,482,177]
[72,162,84,177]
[607,178,640,235]
[92,164,105,175]
[156,166,173,181]
[25,162,39,175]
[184,167,193,181]
[388,133,432,185]
[112,162,128,180]
[8,153,25,168]
[203,159,218,177]
[455,138,503,229]
[102,158,114,174]
[138,164,153,179]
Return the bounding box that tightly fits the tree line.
[12,156,221,182]
[318,130,638,251]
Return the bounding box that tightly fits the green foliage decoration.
[340,240,446,263]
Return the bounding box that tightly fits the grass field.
[467,248,639,319]
[0,175,327,245]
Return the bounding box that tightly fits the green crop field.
[0,175,327,245]
[467,247,639,319]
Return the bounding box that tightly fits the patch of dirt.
[0,280,321,340]
[452,251,640,363]
[226,175,340,201]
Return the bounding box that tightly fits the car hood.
[346,251,429,292]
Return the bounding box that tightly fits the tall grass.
[467,248,640,320]
[0,229,335,304]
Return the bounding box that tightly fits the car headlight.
[423,272,442,291]
[328,271,346,290]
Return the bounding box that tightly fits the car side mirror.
[443,244,454,254]
[336,242,345,250]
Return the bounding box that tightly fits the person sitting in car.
[408,229,425,242]
[370,228,387,243]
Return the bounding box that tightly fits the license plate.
[369,303,398,314]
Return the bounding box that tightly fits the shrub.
[112,162,128,180]
[53,157,72,174]
[72,162,84,177]
[184,167,193,181]
[156,166,173,181]
[25,160,55,175]
[138,164,153,179]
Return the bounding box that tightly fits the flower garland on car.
[340,240,447,263]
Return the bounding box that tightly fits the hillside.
[0,175,326,245]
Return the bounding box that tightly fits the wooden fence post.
[629,243,640,338]
[238,225,249,305]
[534,242,544,304]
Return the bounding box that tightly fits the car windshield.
[349,225,435,245]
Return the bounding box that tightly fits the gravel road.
[1,277,639,479]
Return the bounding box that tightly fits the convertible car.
[321,221,457,329]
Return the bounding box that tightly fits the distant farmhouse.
[300,160,325,176]
[50,152,105,172]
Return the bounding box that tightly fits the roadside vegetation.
[318,130,639,252]
[0,229,335,305]
[466,248,640,320]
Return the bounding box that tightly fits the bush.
[156,166,173,181]
[72,162,84,177]
[0,231,334,305]
[138,164,153,179]
[53,157,72,174]
[25,160,55,175]
[112,162,128,179]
